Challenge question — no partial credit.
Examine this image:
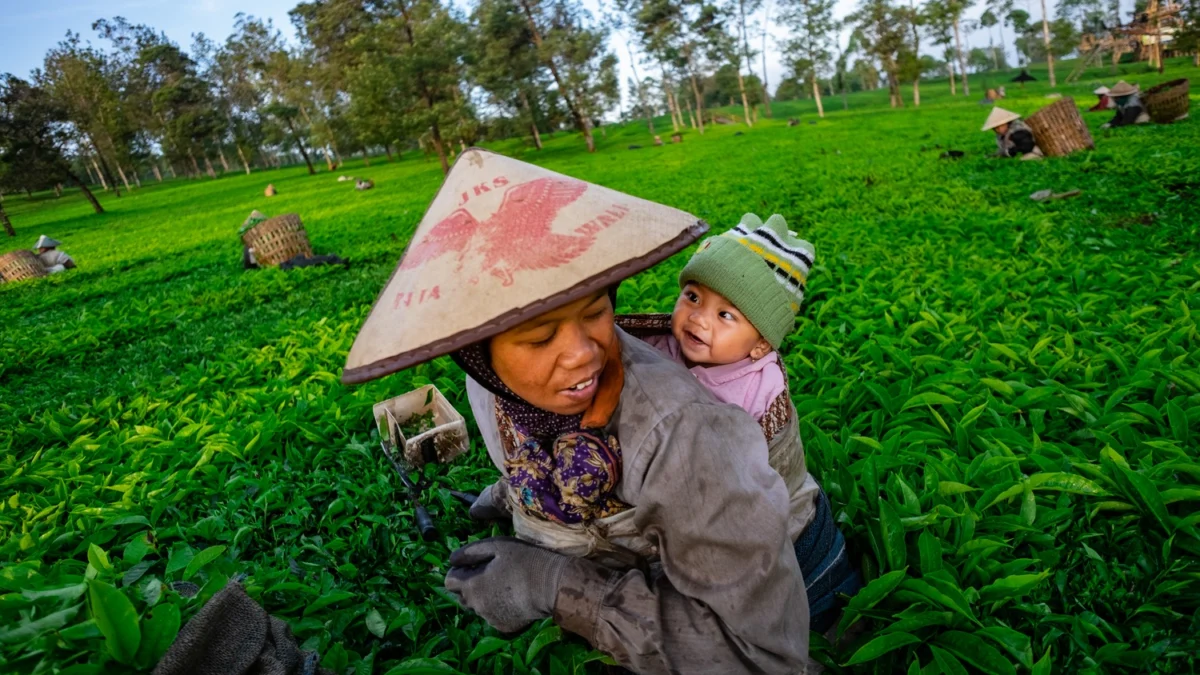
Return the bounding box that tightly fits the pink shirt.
[644,334,786,421]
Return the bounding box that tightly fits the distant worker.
[982,107,1043,160]
[355,178,374,191]
[1102,81,1150,128]
[34,235,76,274]
[265,184,277,197]
[1089,85,1113,112]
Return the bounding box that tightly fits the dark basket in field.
[241,213,313,267]
[1144,79,1189,124]
[1026,97,1095,157]
[0,249,48,283]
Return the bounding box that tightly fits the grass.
[2,58,1199,674]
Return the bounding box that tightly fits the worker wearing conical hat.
[33,235,75,274]
[1102,81,1151,128]
[1089,85,1114,112]
[982,107,1044,160]
[344,149,812,673]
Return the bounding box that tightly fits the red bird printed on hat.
[400,177,592,286]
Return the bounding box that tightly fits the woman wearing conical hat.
[344,149,812,673]
[1101,81,1151,128]
[982,107,1043,160]
[33,235,75,274]
[1088,85,1113,112]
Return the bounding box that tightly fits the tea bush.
[2,61,1199,674]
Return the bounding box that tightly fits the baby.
[644,213,812,426]
[634,213,861,633]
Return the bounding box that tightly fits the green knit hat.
[678,213,815,349]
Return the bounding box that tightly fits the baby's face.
[671,282,770,366]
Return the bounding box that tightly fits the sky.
[0,0,1045,114]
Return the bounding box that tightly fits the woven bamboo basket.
[1025,97,1094,157]
[1144,79,1189,124]
[241,213,313,267]
[0,249,48,283]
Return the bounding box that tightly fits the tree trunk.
[0,200,13,237]
[131,169,142,188]
[203,156,217,179]
[85,162,98,186]
[953,17,970,96]
[516,0,596,152]
[624,41,655,134]
[92,149,119,196]
[114,163,132,192]
[913,78,921,107]
[948,57,958,95]
[519,89,544,150]
[66,171,103,214]
[384,143,394,162]
[887,71,905,107]
[760,0,772,117]
[236,145,251,175]
[1039,0,1056,87]
[661,63,682,131]
[151,162,163,183]
[55,184,63,198]
[285,118,316,175]
[429,121,450,174]
[685,94,697,128]
[811,74,825,117]
[735,0,754,125]
[187,149,202,178]
[216,142,231,173]
[688,68,706,134]
[841,77,849,109]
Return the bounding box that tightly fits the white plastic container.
[373,385,469,467]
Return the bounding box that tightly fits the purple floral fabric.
[497,406,629,524]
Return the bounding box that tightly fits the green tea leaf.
[0,605,80,645]
[844,632,921,665]
[366,608,386,638]
[183,545,226,580]
[935,630,1017,675]
[88,544,112,573]
[134,603,180,669]
[87,579,141,664]
[902,392,958,410]
[879,499,907,571]
[466,636,508,662]
[979,572,1050,603]
[526,624,562,662]
[977,625,1034,669]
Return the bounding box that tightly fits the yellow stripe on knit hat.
[739,240,809,285]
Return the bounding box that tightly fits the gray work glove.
[469,480,512,522]
[444,537,567,633]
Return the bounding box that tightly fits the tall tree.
[1006,8,1031,65]
[925,1,959,93]
[1038,0,1056,86]
[517,0,610,151]
[0,75,104,216]
[898,0,926,105]
[848,0,909,107]
[38,33,132,194]
[780,0,837,117]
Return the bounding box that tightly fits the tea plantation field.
[2,60,1199,674]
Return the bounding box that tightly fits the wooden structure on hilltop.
[1068,0,1185,82]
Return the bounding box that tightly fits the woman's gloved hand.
[444,537,567,633]
[469,480,512,521]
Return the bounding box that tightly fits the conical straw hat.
[1093,86,1110,95]
[981,107,1022,131]
[342,148,707,384]
[1108,81,1138,97]
[34,235,61,249]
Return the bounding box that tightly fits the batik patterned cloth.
[496,405,629,524]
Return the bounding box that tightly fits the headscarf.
[451,289,629,524]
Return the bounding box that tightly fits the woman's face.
[489,291,615,415]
